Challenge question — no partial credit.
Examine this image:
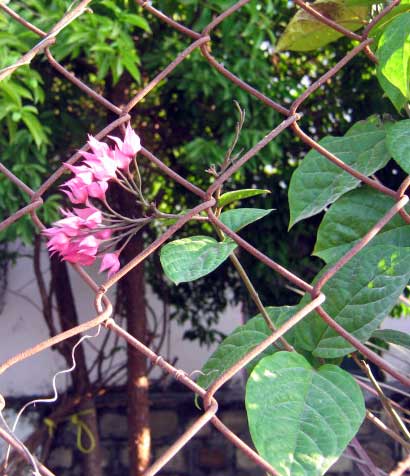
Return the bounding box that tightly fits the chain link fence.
[0,1,409,475]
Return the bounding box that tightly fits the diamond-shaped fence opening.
[0,1,409,475]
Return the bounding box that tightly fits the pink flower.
[99,252,120,277]
[112,147,132,170]
[80,151,117,181]
[46,128,144,270]
[64,164,94,183]
[109,123,141,169]
[61,174,108,204]
[71,206,102,226]
[46,230,71,255]
[44,228,100,265]
[87,180,108,201]
[88,135,110,157]
[62,177,90,204]
[64,236,100,265]
[43,207,104,265]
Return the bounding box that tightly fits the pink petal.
[87,135,110,157]
[122,123,141,157]
[87,181,108,201]
[73,206,102,227]
[113,147,132,170]
[99,252,120,277]
[108,125,141,158]
[61,178,90,204]
[64,163,93,183]
[84,155,117,181]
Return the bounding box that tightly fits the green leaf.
[296,244,410,358]
[196,306,298,393]
[288,116,388,228]
[219,208,273,233]
[217,188,270,208]
[0,81,22,107]
[314,187,408,263]
[376,13,410,112]
[21,111,48,148]
[369,0,410,50]
[246,352,365,476]
[121,53,141,83]
[160,236,237,284]
[372,329,410,350]
[120,13,151,32]
[386,119,410,173]
[276,0,369,52]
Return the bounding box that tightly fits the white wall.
[0,249,243,397]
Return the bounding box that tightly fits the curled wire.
[2,325,102,472]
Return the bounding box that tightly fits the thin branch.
[33,235,57,337]
[390,454,410,476]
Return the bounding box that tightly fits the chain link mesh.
[0,1,408,475]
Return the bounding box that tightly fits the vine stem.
[213,226,293,352]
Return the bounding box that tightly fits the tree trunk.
[50,257,103,476]
[116,188,150,476]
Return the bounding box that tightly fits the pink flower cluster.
[43,124,141,277]
[63,124,141,204]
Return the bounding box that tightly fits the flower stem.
[102,199,136,223]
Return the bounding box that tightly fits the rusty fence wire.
[0,0,409,475]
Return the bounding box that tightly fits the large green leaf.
[296,244,410,358]
[376,13,410,112]
[314,187,409,263]
[372,329,410,350]
[196,306,298,392]
[288,116,388,228]
[160,236,237,284]
[217,188,270,208]
[276,0,369,52]
[386,119,410,174]
[219,208,273,233]
[246,352,365,476]
[369,0,410,50]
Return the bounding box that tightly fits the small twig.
[366,410,410,452]
[213,101,246,216]
[343,450,388,476]
[361,360,410,442]
[355,375,410,409]
[222,100,246,172]
[349,436,381,476]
